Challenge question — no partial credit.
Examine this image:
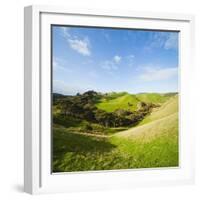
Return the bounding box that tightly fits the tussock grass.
[138,95,178,125]
[116,113,178,142]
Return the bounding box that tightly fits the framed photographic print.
[24,5,195,194]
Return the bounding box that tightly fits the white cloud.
[113,55,121,64]
[61,27,70,37]
[101,60,118,70]
[139,66,178,82]
[68,38,90,56]
[60,27,91,56]
[149,32,178,50]
[164,33,178,50]
[101,55,122,70]
[53,80,85,95]
[53,57,72,72]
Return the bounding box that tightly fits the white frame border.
[24,5,195,194]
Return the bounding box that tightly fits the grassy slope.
[53,95,179,172]
[53,124,178,172]
[136,93,170,104]
[112,95,179,168]
[116,112,178,141]
[96,93,172,113]
[96,94,140,112]
[138,95,178,125]
[109,116,178,168]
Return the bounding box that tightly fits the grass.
[96,92,173,113]
[96,94,140,112]
[53,118,178,172]
[110,131,178,168]
[104,92,128,100]
[53,94,179,172]
[136,93,170,104]
[53,127,117,172]
[116,113,178,142]
[138,95,178,125]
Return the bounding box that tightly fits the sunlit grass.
[96,94,139,112]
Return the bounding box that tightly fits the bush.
[53,114,81,128]
[85,124,93,131]
[79,121,93,132]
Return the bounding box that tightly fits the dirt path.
[73,131,112,138]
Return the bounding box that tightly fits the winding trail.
[72,131,112,138]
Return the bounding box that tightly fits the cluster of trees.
[54,91,157,128]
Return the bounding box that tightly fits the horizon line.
[53,90,179,96]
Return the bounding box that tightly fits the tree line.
[53,91,158,128]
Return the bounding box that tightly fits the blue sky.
[52,26,179,95]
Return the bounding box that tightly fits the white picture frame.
[24,5,195,194]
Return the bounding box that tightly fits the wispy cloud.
[61,27,70,37]
[164,33,178,50]
[102,30,111,42]
[53,80,85,95]
[126,54,135,67]
[68,38,91,56]
[53,57,72,72]
[149,32,178,50]
[101,60,118,70]
[139,66,178,82]
[61,27,91,56]
[101,55,122,70]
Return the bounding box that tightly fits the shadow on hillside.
[53,129,117,158]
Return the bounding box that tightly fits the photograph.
[52,25,179,173]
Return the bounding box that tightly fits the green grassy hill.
[138,95,178,125]
[136,93,170,104]
[116,95,178,138]
[111,95,179,168]
[96,93,140,112]
[116,112,178,141]
[96,92,174,113]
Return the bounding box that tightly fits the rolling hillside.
[116,112,178,141]
[136,93,171,104]
[96,92,174,113]
[138,95,178,125]
[96,93,140,112]
[110,95,179,168]
[116,95,178,142]
[53,92,179,172]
